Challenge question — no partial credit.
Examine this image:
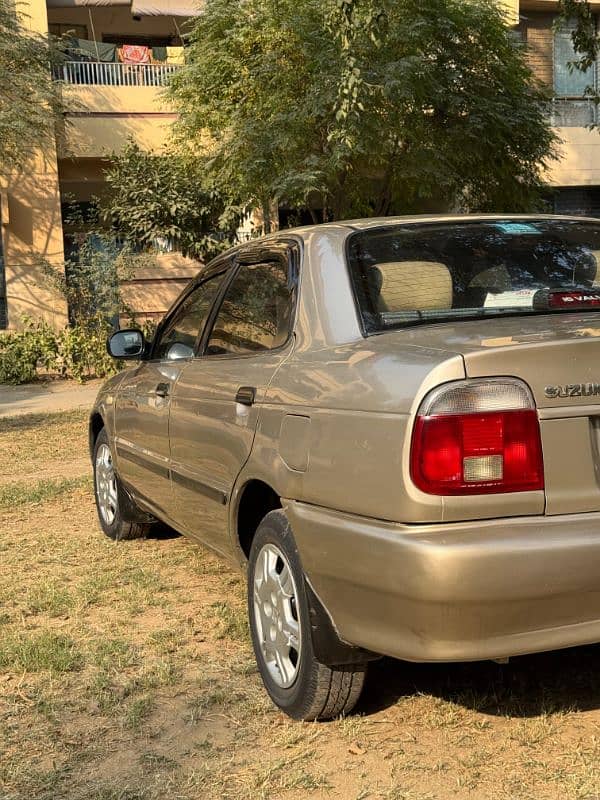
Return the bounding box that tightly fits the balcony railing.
[54,61,182,87]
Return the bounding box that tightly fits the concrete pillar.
[0,0,68,330]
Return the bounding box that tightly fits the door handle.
[155,382,170,398]
[236,386,256,406]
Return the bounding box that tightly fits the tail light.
[410,379,544,495]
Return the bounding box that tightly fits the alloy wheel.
[253,542,302,688]
[95,443,118,526]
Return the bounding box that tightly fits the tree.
[0,0,63,171]
[98,140,241,260]
[169,0,557,220]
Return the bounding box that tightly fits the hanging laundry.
[71,38,116,62]
[151,46,168,63]
[118,45,151,64]
[165,46,185,65]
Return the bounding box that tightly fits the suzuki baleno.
[91,215,600,719]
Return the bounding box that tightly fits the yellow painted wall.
[546,128,600,186]
[1,0,68,330]
[119,252,198,324]
[60,86,175,157]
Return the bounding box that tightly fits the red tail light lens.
[410,380,544,496]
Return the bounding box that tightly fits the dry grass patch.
[0,408,90,484]
[4,410,600,799]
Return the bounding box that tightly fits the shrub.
[0,320,59,384]
[0,316,119,385]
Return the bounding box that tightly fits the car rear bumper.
[286,500,600,662]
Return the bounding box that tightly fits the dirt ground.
[2,410,600,800]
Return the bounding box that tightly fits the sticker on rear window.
[484,289,537,308]
[494,222,540,234]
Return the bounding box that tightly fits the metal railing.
[54,61,182,87]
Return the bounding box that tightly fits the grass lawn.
[2,410,600,799]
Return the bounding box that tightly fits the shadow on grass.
[146,522,182,541]
[358,643,600,718]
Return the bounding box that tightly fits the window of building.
[48,23,88,39]
[205,259,293,356]
[554,21,596,97]
[552,20,597,125]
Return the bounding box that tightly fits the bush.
[0,316,119,385]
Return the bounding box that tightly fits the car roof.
[283,213,600,238]
[200,213,600,273]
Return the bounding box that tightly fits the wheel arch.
[89,411,105,459]
[234,478,282,561]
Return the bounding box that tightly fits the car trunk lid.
[395,313,600,515]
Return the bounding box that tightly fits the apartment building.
[0,0,200,330]
[1,0,599,330]
[519,0,600,214]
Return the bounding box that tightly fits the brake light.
[534,289,600,310]
[410,379,544,495]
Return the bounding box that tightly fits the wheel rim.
[95,443,118,526]
[253,543,302,689]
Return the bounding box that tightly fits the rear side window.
[347,219,600,333]
[205,260,293,356]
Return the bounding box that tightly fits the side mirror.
[107,328,145,360]
[166,342,194,360]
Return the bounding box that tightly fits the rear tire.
[248,509,366,721]
[93,428,153,541]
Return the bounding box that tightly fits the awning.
[131,0,203,15]
[46,0,202,11]
[47,0,130,6]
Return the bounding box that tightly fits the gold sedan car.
[91,215,600,720]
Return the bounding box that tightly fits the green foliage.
[0,315,117,385]
[98,141,242,260]
[0,0,64,170]
[0,319,59,384]
[169,0,557,218]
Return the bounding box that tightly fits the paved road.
[0,379,102,418]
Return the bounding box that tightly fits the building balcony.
[55,60,181,87]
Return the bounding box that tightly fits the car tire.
[93,428,153,541]
[248,509,366,721]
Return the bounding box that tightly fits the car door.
[168,242,298,554]
[114,266,229,518]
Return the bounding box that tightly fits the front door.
[168,244,298,555]
[114,266,229,519]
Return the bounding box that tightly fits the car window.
[154,271,226,360]
[204,259,292,356]
[347,219,600,332]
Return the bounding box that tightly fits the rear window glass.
[346,219,600,333]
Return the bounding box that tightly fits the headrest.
[375,261,452,312]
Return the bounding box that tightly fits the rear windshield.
[346,219,600,333]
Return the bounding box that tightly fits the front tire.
[248,510,366,721]
[93,428,153,541]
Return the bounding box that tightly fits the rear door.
[114,265,228,517]
[168,242,298,554]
